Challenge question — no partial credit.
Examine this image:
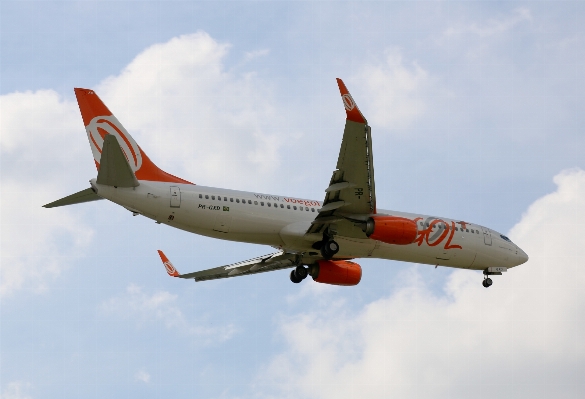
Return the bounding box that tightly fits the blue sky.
[1,2,585,398]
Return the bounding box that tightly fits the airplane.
[44,79,528,288]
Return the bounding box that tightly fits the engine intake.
[364,216,418,245]
[310,260,362,286]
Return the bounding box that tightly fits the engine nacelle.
[310,260,362,286]
[364,216,418,245]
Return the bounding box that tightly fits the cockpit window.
[500,235,512,242]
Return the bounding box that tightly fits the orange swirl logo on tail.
[342,94,356,111]
[164,261,178,276]
[86,115,143,172]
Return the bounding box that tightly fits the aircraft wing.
[307,79,376,238]
[157,250,298,282]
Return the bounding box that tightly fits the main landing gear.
[290,265,309,284]
[320,239,339,259]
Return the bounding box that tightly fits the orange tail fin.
[74,88,192,184]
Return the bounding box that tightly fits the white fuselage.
[91,179,528,271]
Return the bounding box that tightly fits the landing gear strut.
[290,265,309,284]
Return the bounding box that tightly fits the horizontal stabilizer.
[43,187,102,208]
[96,134,139,187]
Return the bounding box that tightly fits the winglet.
[157,250,180,277]
[336,78,367,124]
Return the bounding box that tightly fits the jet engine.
[364,216,418,245]
[310,260,362,286]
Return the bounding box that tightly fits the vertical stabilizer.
[74,88,193,184]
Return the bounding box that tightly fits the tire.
[482,278,493,288]
[295,265,308,280]
[326,240,339,255]
[290,270,303,283]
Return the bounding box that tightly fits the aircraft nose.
[516,248,529,266]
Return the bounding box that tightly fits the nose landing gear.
[482,267,507,288]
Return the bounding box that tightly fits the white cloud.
[0,381,32,399]
[99,284,237,343]
[354,49,430,131]
[244,49,270,62]
[256,168,585,398]
[95,32,288,189]
[443,7,532,39]
[0,90,94,298]
[134,369,151,384]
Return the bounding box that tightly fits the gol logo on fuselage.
[413,217,462,250]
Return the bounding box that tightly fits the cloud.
[99,284,237,343]
[353,49,430,131]
[244,49,270,62]
[443,7,532,39]
[0,90,94,298]
[0,381,32,399]
[95,32,289,189]
[134,369,151,384]
[256,168,585,398]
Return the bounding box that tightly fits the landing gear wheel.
[294,265,308,280]
[320,240,339,259]
[290,269,303,284]
[482,277,493,288]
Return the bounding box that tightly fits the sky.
[1,1,585,398]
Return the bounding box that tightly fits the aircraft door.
[170,186,181,208]
[480,226,492,245]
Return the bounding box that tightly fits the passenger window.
[212,196,215,200]
[280,204,284,208]
[287,205,291,209]
[199,194,202,199]
[230,198,233,202]
[236,199,240,203]
[267,203,271,207]
[293,206,297,210]
[466,229,469,232]
[218,196,221,201]
[471,229,474,233]
[261,202,264,206]
[205,195,209,199]
[254,201,258,205]
[311,208,315,212]
[426,222,429,227]
[455,227,459,231]
[248,200,252,204]
[224,197,227,201]
[305,207,309,211]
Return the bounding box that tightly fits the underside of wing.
[159,250,300,282]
